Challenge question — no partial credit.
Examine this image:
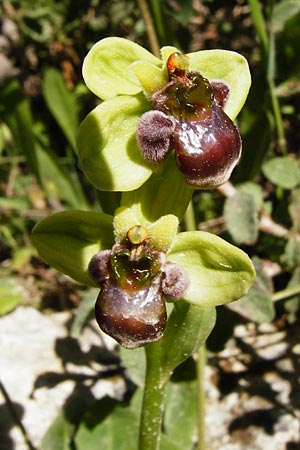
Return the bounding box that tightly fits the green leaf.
[42,67,79,150]
[159,302,216,378]
[119,346,146,388]
[41,412,72,450]
[262,156,300,189]
[75,392,142,450]
[31,210,114,286]
[163,377,197,449]
[282,235,300,269]
[2,79,41,184]
[224,183,263,244]
[160,435,185,450]
[288,188,300,231]
[272,0,300,33]
[0,277,24,315]
[71,288,98,338]
[36,144,85,208]
[82,37,161,100]
[168,231,255,306]
[187,49,251,120]
[77,95,152,191]
[228,257,275,323]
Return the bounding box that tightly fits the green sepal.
[82,37,161,100]
[168,231,255,306]
[113,205,179,252]
[187,49,251,120]
[31,210,114,286]
[77,95,153,191]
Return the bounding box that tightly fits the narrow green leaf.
[42,67,79,150]
[2,79,41,184]
[31,210,114,286]
[168,231,256,307]
[262,156,300,189]
[36,144,85,208]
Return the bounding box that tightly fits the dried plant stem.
[0,379,36,450]
[136,0,161,57]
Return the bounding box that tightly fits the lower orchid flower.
[31,206,255,349]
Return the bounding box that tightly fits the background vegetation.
[1,0,300,448]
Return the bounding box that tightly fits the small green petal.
[31,210,114,286]
[113,206,178,253]
[148,215,179,253]
[168,231,255,306]
[113,206,141,242]
[77,95,153,192]
[131,61,167,98]
[83,37,161,100]
[188,49,251,120]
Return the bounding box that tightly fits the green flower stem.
[139,343,167,450]
[196,345,206,450]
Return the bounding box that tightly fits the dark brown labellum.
[174,103,242,188]
[89,225,189,349]
[95,276,167,349]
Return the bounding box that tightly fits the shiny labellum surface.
[89,225,189,349]
[95,276,167,349]
[174,103,242,188]
[89,228,167,349]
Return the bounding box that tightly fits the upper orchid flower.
[77,37,251,192]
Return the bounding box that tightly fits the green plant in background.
[32,36,255,450]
